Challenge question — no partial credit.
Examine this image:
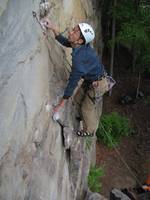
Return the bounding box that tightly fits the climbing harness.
[106,75,116,91]
[100,122,143,187]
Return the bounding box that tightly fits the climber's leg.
[74,81,104,137]
[80,86,102,136]
[74,82,87,120]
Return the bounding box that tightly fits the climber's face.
[68,25,84,45]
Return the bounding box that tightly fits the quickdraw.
[32,11,47,33]
[32,0,50,34]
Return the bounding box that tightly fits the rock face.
[0,0,105,199]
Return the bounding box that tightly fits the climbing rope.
[100,122,143,187]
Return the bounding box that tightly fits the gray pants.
[74,77,108,134]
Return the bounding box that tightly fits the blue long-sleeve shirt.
[55,34,105,99]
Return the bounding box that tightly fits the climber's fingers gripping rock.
[41,18,56,30]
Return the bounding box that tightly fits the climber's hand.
[41,18,59,35]
[53,99,66,113]
[41,18,53,29]
[53,104,62,113]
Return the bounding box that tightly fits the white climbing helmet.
[78,23,95,44]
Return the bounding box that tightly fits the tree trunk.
[134,0,140,11]
[136,72,141,99]
[132,45,137,73]
[132,0,140,72]
[109,0,117,95]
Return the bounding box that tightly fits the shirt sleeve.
[55,34,71,47]
[63,58,85,99]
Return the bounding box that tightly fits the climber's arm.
[53,58,85,113]
[42,17,60,36]
[42,18,71,47]
[53,67,82,113]
[53,98,66,113]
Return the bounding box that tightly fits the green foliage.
[88,166,105,192]
[144,95,150,105]
[103,0,150,72]
[116,23,149,48]
[96,112,133,148]
[112,1,137,22]
[139,47,150,71]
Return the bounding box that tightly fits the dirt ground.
[96,74,150,198]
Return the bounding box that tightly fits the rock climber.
[43,18,109,137]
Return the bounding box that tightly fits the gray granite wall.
[0,1,106,199]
